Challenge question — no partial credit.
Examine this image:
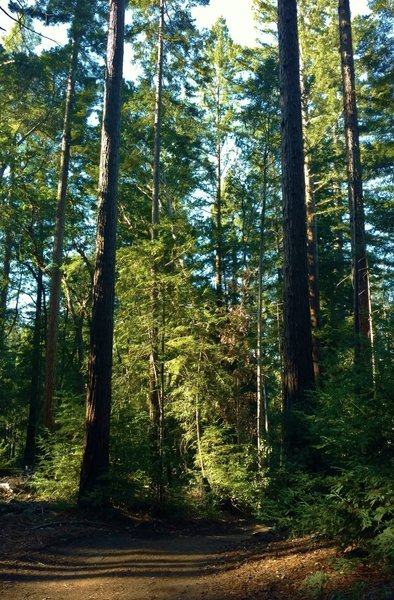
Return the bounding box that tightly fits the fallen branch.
[31,520,106,530]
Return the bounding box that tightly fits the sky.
[192,0,256,46]
[191,0,371,46]
[0,0,371,52]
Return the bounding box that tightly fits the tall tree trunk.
[78,0,125,505]
[299,60,321,379]
[63,281,87,395]
[43,22,81,432]
[304,155,320,377]
[0,162,15,357]
[215,100,223,306]
[240,195,250,307]
[23,267,44,467]
[257,146,269,471]
[195,348,208,487]
[0,230,12,356]
[338,0,374,380]
[152,0,165,231]
[278,0,314,457]
[149,0,165,503]
[230,215,238,306]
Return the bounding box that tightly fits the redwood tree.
[149,0,165,501]
[78,0,125,504]
[42,7,82,432]
[338,0,373,380]
[277,0,314,457]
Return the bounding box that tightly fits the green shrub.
[31,395,84,502]
[260,466,394,564]
[300,571,328,598]
[198,425,258,510]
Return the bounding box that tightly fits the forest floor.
[0,477,393,600]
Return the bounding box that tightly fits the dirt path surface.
[1,524,258,600]
[0,496,393,599]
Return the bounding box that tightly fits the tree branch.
[0,6,60,46]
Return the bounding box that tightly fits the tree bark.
[304,154,320,377]
[0,230,12,356]
[278,0,314,457]
[338,0,374,380]
[0,161,15,357]
[152,0,165,231]
[299,59,321,379]
[78,0,125,505]
[215,91,223,306]
[42,19,81,432]
[149,0,166,503]
[257,146,269,471]
[63,280,88,395]
[23,266,44,467]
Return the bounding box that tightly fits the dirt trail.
[0,505,393,600]
[0,523,257,600]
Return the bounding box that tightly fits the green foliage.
[260,466,394,564]
[329,581,394,600]
[31,396,84,501]
[110,395,153,508]
[114,238,259,510]
[198,425,257,508]
[0,326,36,468]
[329,581,368,600]
[325,467,394,549]
[32,439,82,501]
[300,570,328,598]
[259,340,394,564]
[329,556,359,574]
[374,526,394,565]
[0,440,13,468]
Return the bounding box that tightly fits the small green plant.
[331,581,367,600]
[300,570,328,598]
[329,556,359,574]
[373,526,394,564]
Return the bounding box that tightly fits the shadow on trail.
[0,531,249,582]
[1,528,391,600]
[0,528,331,584]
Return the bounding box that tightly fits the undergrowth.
[259,466,394,566]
